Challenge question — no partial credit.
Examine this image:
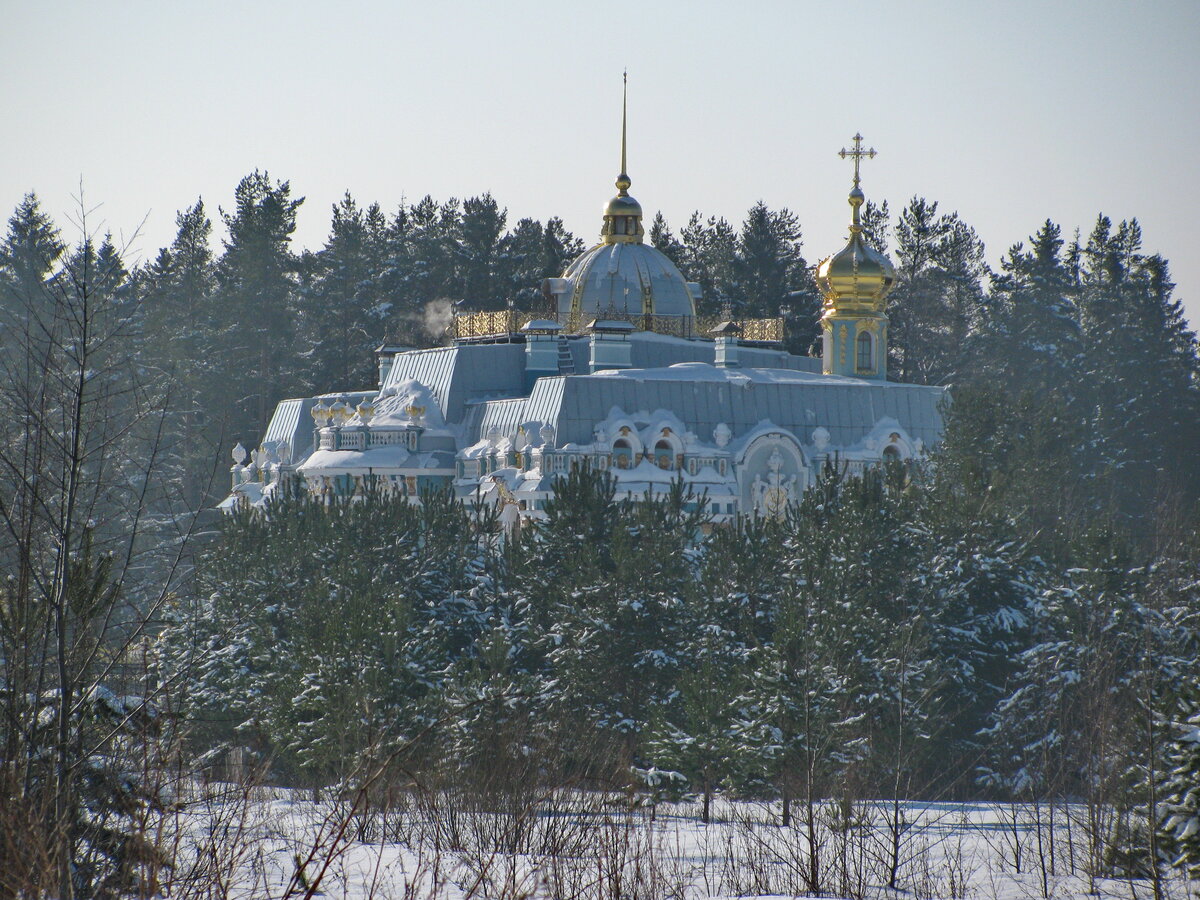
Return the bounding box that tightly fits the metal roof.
[384,343,526,422]
[544,369,944,449]
[561,241,697,319]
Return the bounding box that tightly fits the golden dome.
[604,189,643,220]
[815,227,896,310]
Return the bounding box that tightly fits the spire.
[601,70,643,244]
[617,70,631,194]
[817,132,896,381]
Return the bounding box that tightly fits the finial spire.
[616,70,631,195]
[838,132,876,229]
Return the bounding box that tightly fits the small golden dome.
[604,192,642,218]
[816,162,895,310]
[816,231,896,309]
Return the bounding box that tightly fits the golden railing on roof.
[449,309,522,340]
[449,310,786,344]
[741,317,786,343]
[694,316,786,343]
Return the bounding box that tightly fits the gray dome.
[559,241,697,320]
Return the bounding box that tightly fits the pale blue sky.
[3,1,1198,325]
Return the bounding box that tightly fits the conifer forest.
[2,174,1200,898]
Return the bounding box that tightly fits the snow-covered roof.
[462,362,945,452]
[297,448,455,475]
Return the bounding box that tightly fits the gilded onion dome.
[815,135,896,312]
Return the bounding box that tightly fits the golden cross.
[838,133,876,187]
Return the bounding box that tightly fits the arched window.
[654,440,675,470]
[857,331,874,372]
[612,438,634,469]
[883,445,901,461]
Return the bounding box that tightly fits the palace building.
[223,102,946,525]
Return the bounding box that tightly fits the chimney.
[587,318,634,372]
[711,320,742,368]
[521,319,563,390]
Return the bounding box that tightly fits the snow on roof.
[594,361,909,388]
[297,447,454,474]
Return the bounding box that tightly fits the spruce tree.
[1074,216,1200,528]
[459,193,507,308]
[0,192,65,310]
[733,202,810,325]
[649,211,685,267]
[887,198,988,385]
[679,212,737,317]
[138,200,221,506]
[216,171,304,440]
[1159,686,1200,880]
[295,193,386,392]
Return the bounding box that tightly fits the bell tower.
[815,134,896,380]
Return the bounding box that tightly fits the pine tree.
[915,471,1041,766]
[177,486,494,783]
[646,516,777,821]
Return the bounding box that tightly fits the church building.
[223,104,947,525]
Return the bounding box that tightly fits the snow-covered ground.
[167,786,1193,899]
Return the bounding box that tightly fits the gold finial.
[839,132,876,189]
[616,70,631,194]
[838,132,876,230]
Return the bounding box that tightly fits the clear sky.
[3,1,1198,326]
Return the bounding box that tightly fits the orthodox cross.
[838,133,876,188]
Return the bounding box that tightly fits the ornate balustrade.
[449,309,523,340]
[450,310,786,344]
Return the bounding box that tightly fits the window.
[612,439,634,469]
[654,440,674,470]
[857,331,874,372]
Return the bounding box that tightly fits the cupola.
[550,74,698,326]
[815,133,896,381]
[601,72,644,244]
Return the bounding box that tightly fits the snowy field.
[164,785,1196,899]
